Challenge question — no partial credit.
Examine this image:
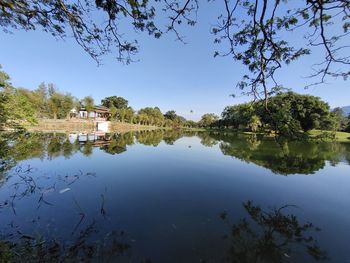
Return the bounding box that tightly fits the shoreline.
[1,120,350,142]
[23,119,158,133]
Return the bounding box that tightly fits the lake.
[0,130,349,262]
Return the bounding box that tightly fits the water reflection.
[215,132,350,175]
[0,222,131,262]
[1,130,349,176]
[0,166,328,262]
[220,201,327,262]
[0,130,348,261]
[0,164,133,262]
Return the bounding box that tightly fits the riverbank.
[4,120,350,142]
[195,128,350,142]
[23,119,157,133]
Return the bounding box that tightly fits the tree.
[123,107,135,123]
[47,89,74,119]
[47,92,62,119]
[346,115,350,133]
[101,96,128,109]
[61,94,74,119]
[260,92,336,135]
[247,115,262,132]
[212,0,350,107]
[332,107,350,131]
[33,83,49,118]
[222,103,256,130]
[113,107,134,123]
[138,107,164,126]
[109,105,118,121]
[73,98,81,112]
[184,120,197,128]
[0,67,36,126]
[164,110,178,121]
[199,113,219,128]
[0,68,11,124]
[220,92,338,137]
[82,96,94,116]
[1,1,348,100]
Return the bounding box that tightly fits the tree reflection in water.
[0,130,340,261]
[212,132,350,175]
[0,165,133,262]
[0,223,131,262]
[220,201,327,263]
[1,131,350,177]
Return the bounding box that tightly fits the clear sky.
[0,2,348,121]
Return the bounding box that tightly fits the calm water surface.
[0,130,349,262]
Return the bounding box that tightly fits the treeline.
[197,92,350,138]
[2,66,349,137]
[101,96,197,128]
[0,67,196,128]
[0,67,80,124]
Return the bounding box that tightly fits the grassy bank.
[195,127,350,142]
[109,121,157,132]
[25,119,95,132]
[308,130,350,142]
[24,119,158,133]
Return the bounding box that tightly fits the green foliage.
[137,107,164,126]
[82,96,94,113]
[332,107,350,132]
[101,96,128,109]
[0,67,37,127]
[222,103,257,130]
[116,107,135,123]
[184,120,198,128]
[198,113,219,127]
[221,92,337,138]
[163,110,187,128]
[164,110,177,121]
[0,0,164,63]
[263,92,335,135]
[212,1,350,103]
[48,89,74,119]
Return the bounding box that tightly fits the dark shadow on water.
[219,201,328,263]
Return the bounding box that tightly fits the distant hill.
[340,106,350,116]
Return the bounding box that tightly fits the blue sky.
[0,2,348,120]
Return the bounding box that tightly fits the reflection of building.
[69,132,111,146]
[70,106,111,121]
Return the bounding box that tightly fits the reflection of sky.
[0,135,349,262]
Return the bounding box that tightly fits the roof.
[94,105,110,112]
[79,106,111,113]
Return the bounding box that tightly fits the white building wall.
[97,121,109,132]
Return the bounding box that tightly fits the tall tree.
[199,113,219,127]
[332,107,350,131]
[0,67,36,126]
[0,67,11,124]
[101,96,128,109]
[33,83,49,118]
[47,92,62,119]
[82,96,94,116]
[61,94,74,119]
[164,110,178,121]
[221,92,338,137]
